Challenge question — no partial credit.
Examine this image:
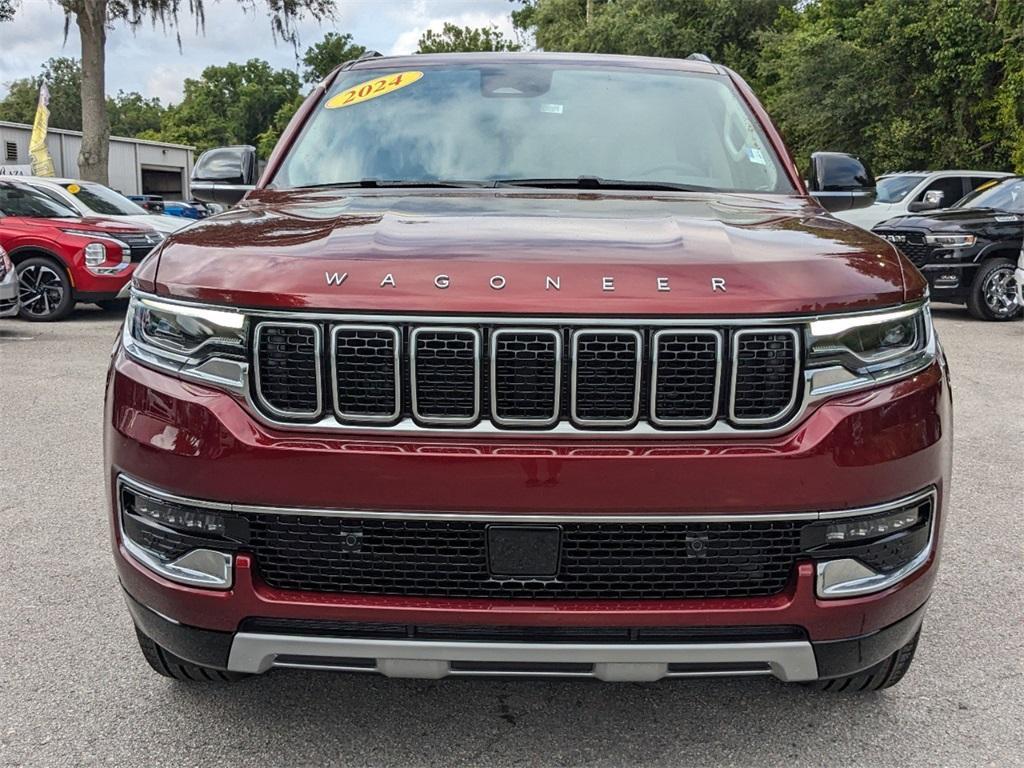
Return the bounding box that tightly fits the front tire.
[17,256,74,322]
[134,626,248,682]
[807,629,920,692]
[967,257,1022,321]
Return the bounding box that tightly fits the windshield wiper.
[294,179,493,190]
[494,176,716,193]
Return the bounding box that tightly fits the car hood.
[117,214,189,234]
[150,190,914,315]
[875,207,1023,231]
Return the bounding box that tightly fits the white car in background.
[834,169,1012,230]
[7,177,190,234]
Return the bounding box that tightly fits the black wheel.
[17,256,74,321]
[95,298,129,312]
[807,629,920,692]
[967,257,1022,321]
[134,626,248,682]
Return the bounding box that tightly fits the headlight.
[924,233,975,247]
[123,293,248,391]
[806,302,934,376]
[0,246,10,280]
[84,242,107,266]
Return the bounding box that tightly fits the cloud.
[0,0,519,103]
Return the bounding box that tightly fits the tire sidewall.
[969,258,1023,322]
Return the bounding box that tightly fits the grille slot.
[246,514,805,600]
[491,329,562,426]
[410,327,480,425]
[112,232,164,262]
[571,329,642,426]
[254,322,322,418]
[730,329,800,424]
[330,325,400,422]
[876,230,935,266]
[651,330,722,426]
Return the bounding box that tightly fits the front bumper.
[0,267,18,317]
[107,348,951,680]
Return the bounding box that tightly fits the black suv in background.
[874,176,1023,320]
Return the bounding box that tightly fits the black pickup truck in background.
[874,176,1023,321]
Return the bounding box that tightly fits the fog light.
[824,507,921,542]
[133,496,228,536]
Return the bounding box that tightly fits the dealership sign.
[0,165,32,175]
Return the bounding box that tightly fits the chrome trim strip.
[649,329,723,428]
[490,328,563,427]
[132,290,924,327]
[116,473,936,525]
[253,321,323,420]
[409,326,482,426]
[226,635,819,682]
[329,324,402,423]
[816,488,938,598]
[570,328,643,428]
[729,328,802,426]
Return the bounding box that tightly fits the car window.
[969,176,1001,191]
[63,182,148,215]
[29,184,85,213]
[954,177,1024,212]
[0,182,78,218]
[916,176,965,207]
[274,63,794,194]
[875,175,926,203]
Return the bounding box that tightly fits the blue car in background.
[163,201,210,220]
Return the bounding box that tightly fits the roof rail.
[686,53,712,63]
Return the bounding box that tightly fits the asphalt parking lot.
[0,305,1021,768]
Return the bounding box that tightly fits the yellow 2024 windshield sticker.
[326,71,423,109]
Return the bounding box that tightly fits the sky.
[0,0,521,103]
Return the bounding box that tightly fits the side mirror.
[807,151,876,212]
[191,145,258,206]
[907,190,944,213]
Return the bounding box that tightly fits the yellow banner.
[29,84,55,177]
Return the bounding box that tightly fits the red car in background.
[0,180,164,321]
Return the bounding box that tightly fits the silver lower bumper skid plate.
[227,634,819,682]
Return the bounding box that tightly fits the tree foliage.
[514,0,1023,173]
[417,22,522,53]
[144,59,301,153]
[0,57,84,130]
[301,31,366,83]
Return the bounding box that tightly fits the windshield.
[953,177,1024,212]
[0,182,79,218]
[875,175,925,204]
[273,63,793,194]
[63,182,148,215]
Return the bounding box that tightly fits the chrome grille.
[411,328,480,424]
[491,329,561,426]
[572,330,642,426]
[730,329,800,424]
[331,325,400,422]
[254,322,321,418]
[651,330,722,426]
[249,319,803,432]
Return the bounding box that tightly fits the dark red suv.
[0,180,163,321]
[106,53,951,691]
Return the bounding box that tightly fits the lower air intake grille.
[255,323,321,417]
[731,330,799,423]
[246,515,805,600]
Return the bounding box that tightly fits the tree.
[416,22,522,53]
[301,31,366,84]
[107,91,165,136]
[0,57,85,130]
[147,59,301,153]
[12,0,336,185]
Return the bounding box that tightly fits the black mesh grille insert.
[573,331,640,424]
[332,327,398,419]
[653,331,720,424]
[492,330,560,423]
[732,331,798,422]
[246,515,804,599]
[255,324,320,416]
[412,329,478,421]
[875,231,935,266]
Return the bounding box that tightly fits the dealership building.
[0,120,195,198]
